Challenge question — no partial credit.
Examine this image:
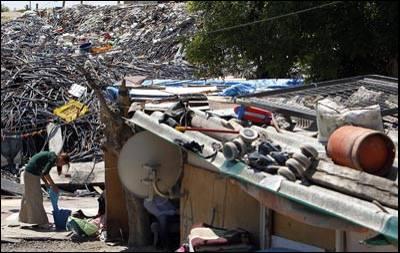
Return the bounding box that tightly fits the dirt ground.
[1,240,129,252]
[1,12,23,24]
[1,196,164,252]
[1,239,165,252]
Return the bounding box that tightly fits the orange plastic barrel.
[327,125,395,176]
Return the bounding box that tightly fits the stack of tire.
[278,145,319,182]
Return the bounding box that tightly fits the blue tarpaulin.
[141,78,303,97]
[107,79,303,99]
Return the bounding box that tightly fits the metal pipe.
[190,109,241,142]
[176,126,239,134]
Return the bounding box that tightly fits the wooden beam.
[305,160,398,209]
[124,190,151,247]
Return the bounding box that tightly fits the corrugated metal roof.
[125,110,398,245]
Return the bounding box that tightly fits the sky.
[1,1,119,11]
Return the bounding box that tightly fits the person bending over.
[19,151,70,227]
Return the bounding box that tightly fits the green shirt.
[25,151,57,176]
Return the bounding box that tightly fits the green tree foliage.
[1,4,10,12]
[185,1,398,80]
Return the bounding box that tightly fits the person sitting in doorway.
[19,151,70,228]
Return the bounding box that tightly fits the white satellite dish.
[118,131,183,198]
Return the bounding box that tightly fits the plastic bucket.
[53,209,72,230]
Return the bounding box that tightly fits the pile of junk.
[124,74,398,191]
[116,75,398,252]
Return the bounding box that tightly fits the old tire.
[278,167,296,182]
[300,145,319,160]
[285,158,305,178]
[292,153,312,169]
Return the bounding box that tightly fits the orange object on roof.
[90,44,112,54]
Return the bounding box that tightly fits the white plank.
[129,89,171,97]
[165,86,217,95]
[47,123,63,155]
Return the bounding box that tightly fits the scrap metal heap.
[1,3,197,165]
[48,3,196,64]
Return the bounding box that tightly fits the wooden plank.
[93,186,103,194]
[306,160,398,209]
[180,164,260,244]
[265,208,272,248]
[125,190,151,246]
[164,86,218,95]
[129,89,172,97]
[273,212,335,251]
[1,178,23,195]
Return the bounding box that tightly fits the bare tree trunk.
[62,1,66,8]
[119,78,151,247]
[81,67,151,246]
[124,190,151,247]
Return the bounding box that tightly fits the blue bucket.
[53,209,72,230]
[79,42,92,53]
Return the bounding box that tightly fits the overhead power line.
[203,1,343,35]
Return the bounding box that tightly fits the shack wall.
[273,212,335,251]
[181,164,339,251]
[180,164,261,244]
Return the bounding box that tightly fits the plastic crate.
[53,100,89,122]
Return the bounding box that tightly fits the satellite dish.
[118,131,183,198]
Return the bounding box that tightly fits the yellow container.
[53,100,89,122]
